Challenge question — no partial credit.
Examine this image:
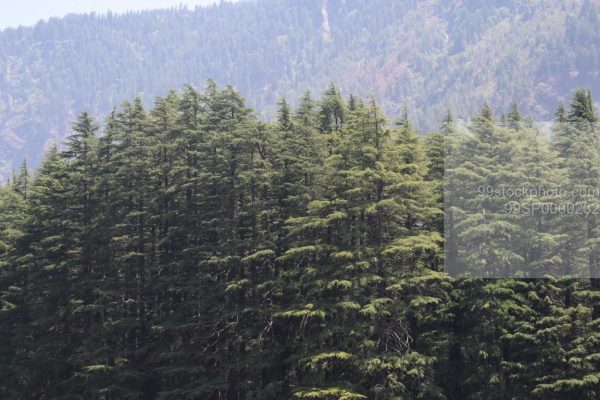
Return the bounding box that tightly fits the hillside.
[1,0,600,178]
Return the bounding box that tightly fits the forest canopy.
[2,82,600,399]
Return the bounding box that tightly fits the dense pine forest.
[2,0,600,180]
[2,81,600,399]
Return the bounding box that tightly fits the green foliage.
[1,83,600,400]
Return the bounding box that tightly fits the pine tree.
[319,83,347,134]
[94,98,158,397]
[0,171,28,397]
[273,96,446,399]
[506,102,523,131]
[10,146,78,397]
[13,160,29,197]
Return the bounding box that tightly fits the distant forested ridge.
[2,82,600,399]
[2,0,600,179]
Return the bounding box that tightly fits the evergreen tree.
[5,83,600,400]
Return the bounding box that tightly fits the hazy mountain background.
[1,0,599,179]
[0,0,226,30]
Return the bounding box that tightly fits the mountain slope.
[1,0,599,178]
